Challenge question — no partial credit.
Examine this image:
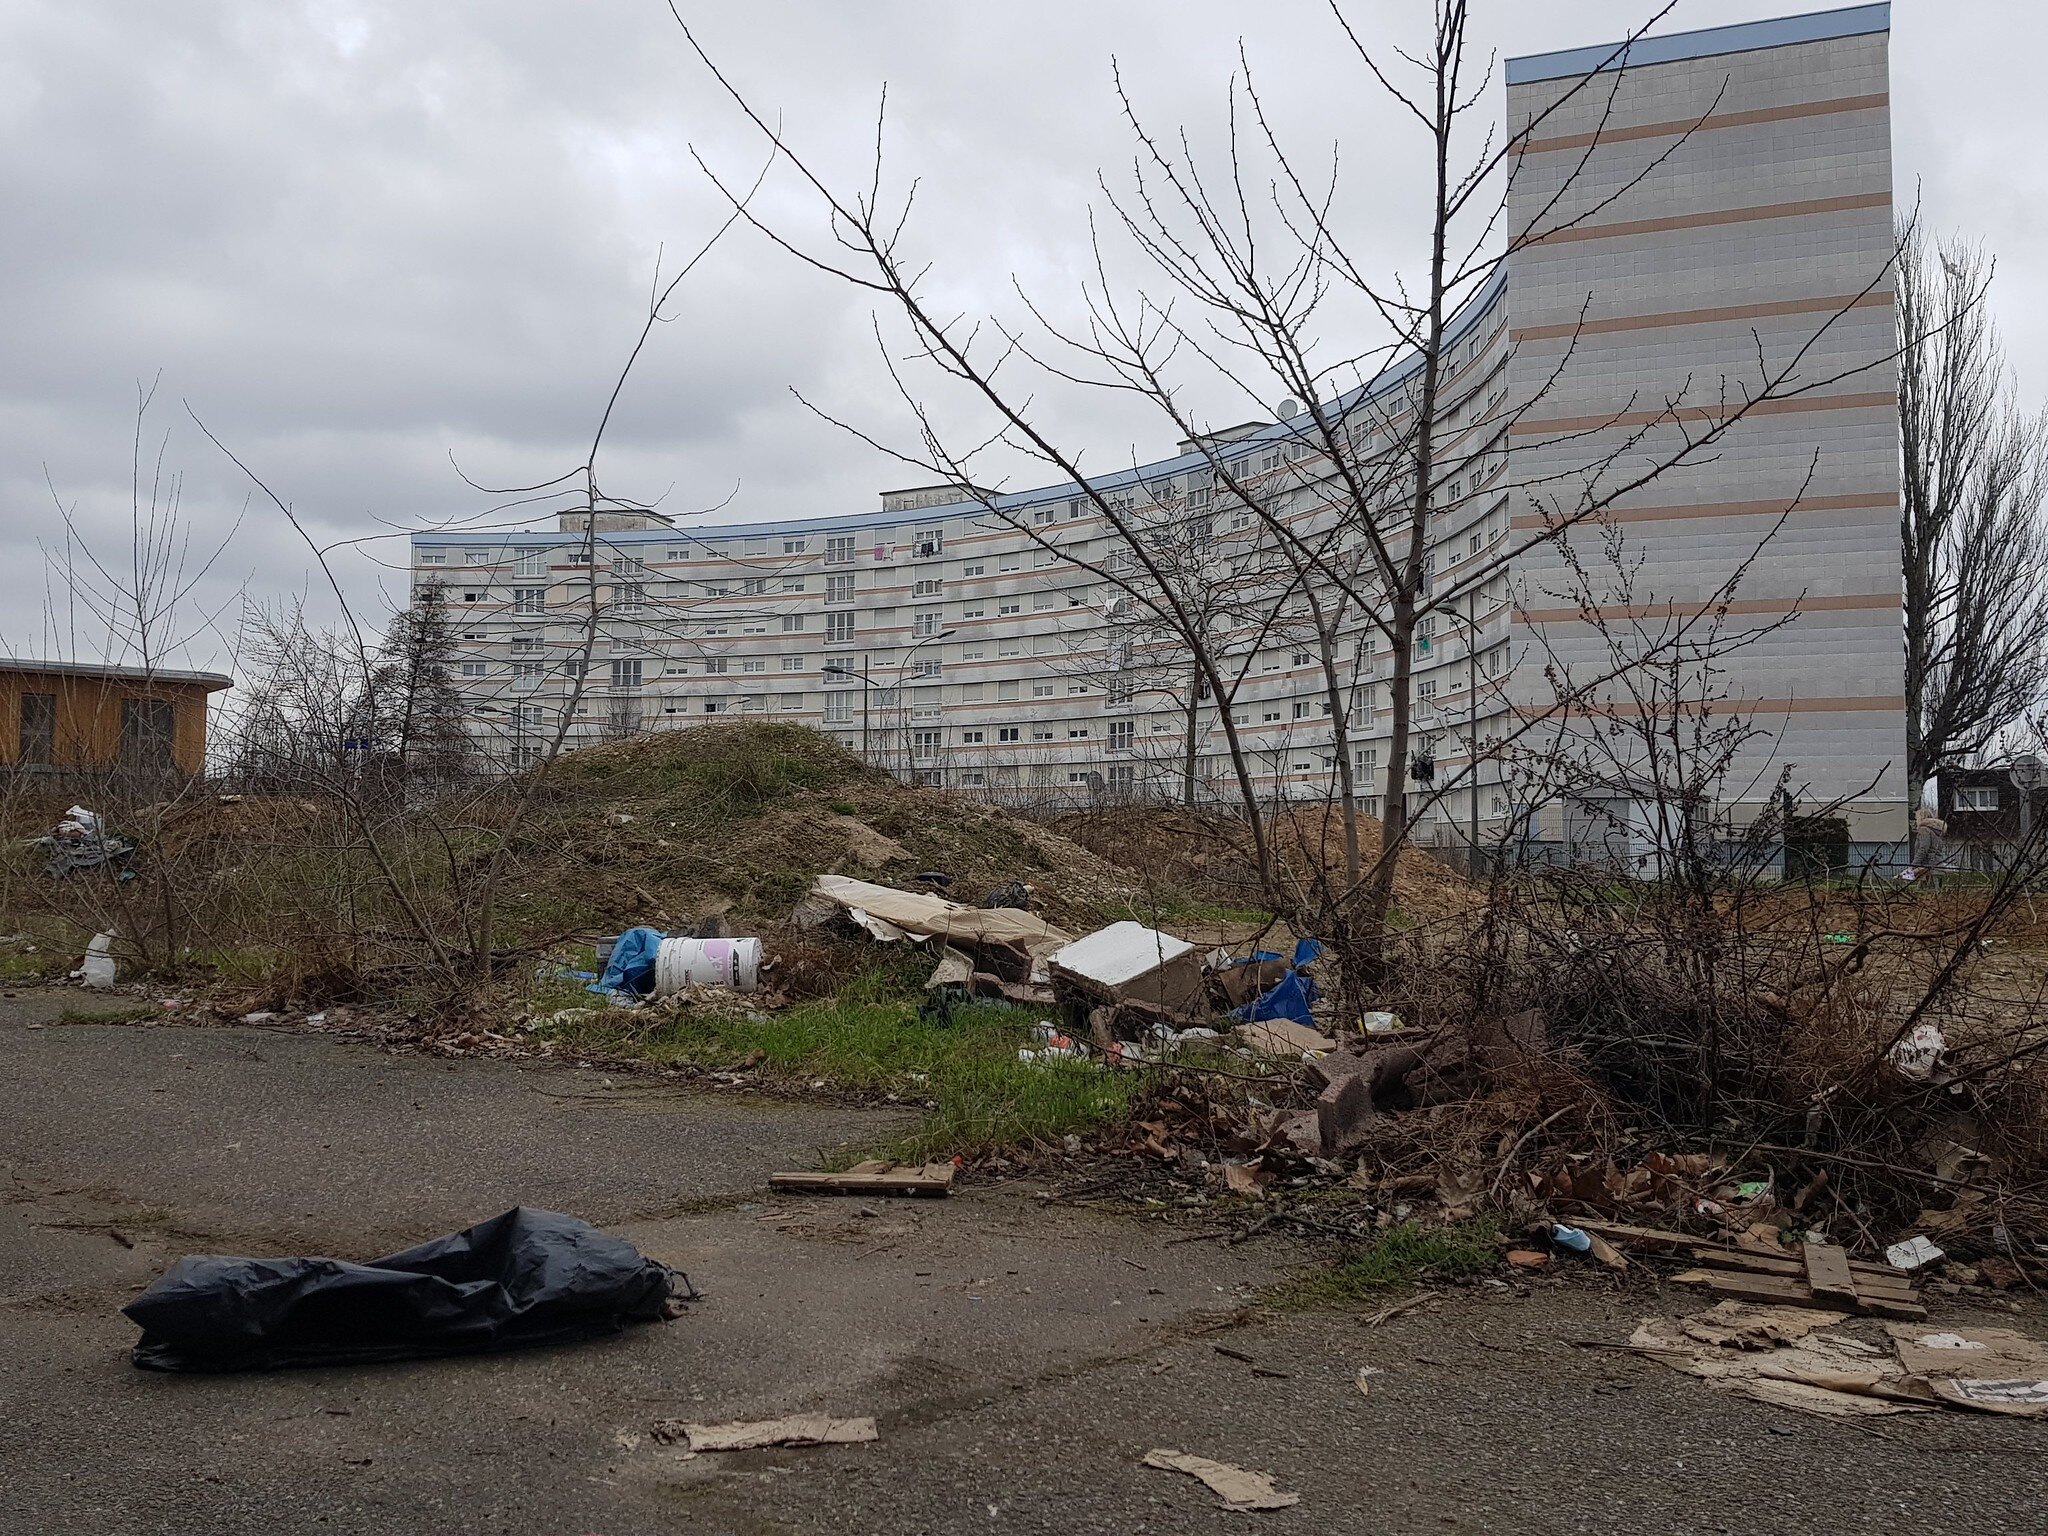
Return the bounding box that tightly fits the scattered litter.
[1235,1017,1338,1057]
[809,874,1072,965]
[652,1415,878,1452]
[1359,1010,1401,1035]
[769,1160,955,1197]
[1675,1238,1924,1319]
[1225,940,1324,1032]
[1143,1449,1299,1512]
[1888,1023,1949,1083]
[240,1011,278,1025]
[1550,1224,1593,1254]
[1050,921,1204,1015]
[39,805,137,878]
[654,936,761,996]
[77,931,117,989]
[1629,1302,2048,1420]
[1355,1364,1382,1395]
[1886,1235,1945,1272]
[122,1207,680,1371]
[1506,1249,1549,1270]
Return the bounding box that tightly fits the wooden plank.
[1574,1219,1694,1255]
[1677,1267,1926,1321]
[768,1162,955,1197]
[1802,1241,1861,1310]
[1687,1247,1918,1291]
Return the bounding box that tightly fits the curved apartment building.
[417,5,1905,857]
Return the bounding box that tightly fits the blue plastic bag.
[1227,937,1324,1030]
[589,926,665,996]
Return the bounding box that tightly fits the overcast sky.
[2,1,2038,676]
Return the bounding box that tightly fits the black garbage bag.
[123,1207,678,1372]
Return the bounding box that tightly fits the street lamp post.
[821,652,873,761]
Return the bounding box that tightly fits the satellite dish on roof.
[1276,398,1301,420]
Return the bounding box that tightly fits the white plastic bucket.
[653,936,761,997]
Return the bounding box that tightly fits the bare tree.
[1898,223,2048,832]
[675,0,1903,990]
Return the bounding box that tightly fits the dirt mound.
[1051,802,1475,924]
[496,723,1139,937]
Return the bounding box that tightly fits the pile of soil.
[494,723,1141,937]
[1052,802,1475,924]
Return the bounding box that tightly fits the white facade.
[415,5,1904,854]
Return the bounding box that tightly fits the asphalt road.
[2,992,2040,1535]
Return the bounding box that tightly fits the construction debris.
[1672,1238,1926,1320]
[808,874,1072,965]
[768,1159,955,1197]
[1629,1302,2048,1419]
[1050,921,1204,1015]
[652,1415,878,1452]
[1142,1449,1300,1512]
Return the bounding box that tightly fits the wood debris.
[768,1160,955,1197]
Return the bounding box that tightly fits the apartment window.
[998,553,1021,573]
[961,602,986,619]
[778,692,804,711]
[782,577,805,593]
[419,553,447,566]
[704,657,728,674]
[1261,710,1281,723]
[1067,498,1084,521]
[1032,547,1055,568]
[826,613,855,644]
[464,550,490,565]
[610,659,643,689]
[1031,726,1055,742]
[783,537,807,555]
[1068,727,1090,739]
[460,661,489,679]
[914,578,943,597]
[17,692,55,764]
[460,590,484,604]
[910,657,941,679]
[662,661,688,676]
[824,694,855,725]
[613,581,644,615]
[1108,720,1134,752]
[999,600,1022,616]
[962,560,986,577]
[703,622,730,637]
[1291,651,1310,667]
[741,659,766,674]
[1292,701,1310,720]
[826,574,855,604]
[913,610,943,638]
[911,730,942,761]
[512,662,545,680]
[998,681,1020,702]
[960,729,985,744]
[1031,682,1054,698]
[781,655,805,672]
[825,535,856,565]
[1958,786,2001,812]
[1032,592,1055,611]
[1106,677,1134,705]
[913,527,944,557]
[998,726,1020,743]
[512,587,544,615]
[741,577,767,596]
[1067,683,1089,695]
[1108,764,1135,789]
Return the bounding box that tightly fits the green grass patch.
[1267,1219,1501,1307]
[57,1002,162,1026]
[525,964,1135,1162]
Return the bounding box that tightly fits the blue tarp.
[1227,938,1324,1030]
[590,926,665,996]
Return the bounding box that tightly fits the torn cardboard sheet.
[1235,1017,1338,1056]
[811,874,1072,965]
[1888,1325,2048,1417]
[1631,1303,2048,1419]
[1143,1449,1300,1511]
[652,1415,879,1452]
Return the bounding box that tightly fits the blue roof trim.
[414,264,1510,548]
[1505,4,1888,86]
